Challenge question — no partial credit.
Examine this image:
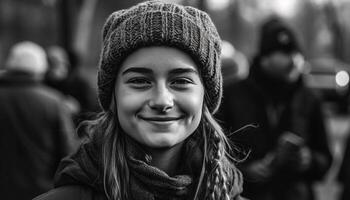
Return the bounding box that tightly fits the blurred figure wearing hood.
[218,17,332,200]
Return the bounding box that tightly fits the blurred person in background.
[218,17,333,200]
[45,46,99,127]
[337,133,350,200]
[221,40,250,86]
[45,46,80,117]
[0,41,79,200]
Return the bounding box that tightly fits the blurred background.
[1,0,350,199]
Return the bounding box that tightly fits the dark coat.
[33,140,109,200]
[337,133,350,200]
[218,61,333,200]
[0,71,79,200]
[45,68,100,126]
[33,136,245,200]
[33,185,105,200]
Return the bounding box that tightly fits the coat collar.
[0,70,41,85]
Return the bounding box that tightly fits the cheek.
[177,88,204,118]
[115,83,145,120]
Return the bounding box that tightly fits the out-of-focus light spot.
[221,40,236,58]
[271,0,299,18]
[206,0,232,11]
[336,70,349,87]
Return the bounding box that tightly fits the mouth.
[138,116,183,122]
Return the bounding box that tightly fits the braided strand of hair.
[205,124,230,200]
[200,105,244,200]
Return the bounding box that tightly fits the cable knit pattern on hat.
[97,0,222,113]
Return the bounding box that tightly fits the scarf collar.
[125,136,202,200]
[54,135,203,200]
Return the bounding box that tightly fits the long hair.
[78,109,129,200]
[193,105,243,200]
[78,100,243,200]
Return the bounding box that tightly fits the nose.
[148,84,174,112]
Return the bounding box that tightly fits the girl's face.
[115,46,204,148]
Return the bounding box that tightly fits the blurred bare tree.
[72,0,98,60]
[1,0,350,70]
[323,1,350,63]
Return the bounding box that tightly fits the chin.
[144,136,182,149]
[148,140,177,148]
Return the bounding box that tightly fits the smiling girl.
[34,1,244,200]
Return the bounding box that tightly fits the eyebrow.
[121,67,198,75]
[122,67,153,75]
[169,68,198,75]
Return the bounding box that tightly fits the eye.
[126,77,152,89]
[170,77,194,88]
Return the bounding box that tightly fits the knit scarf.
[125,137,200,200]
[54,136,202,200]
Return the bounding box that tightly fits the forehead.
[119,46,198,74]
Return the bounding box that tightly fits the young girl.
[34,1,244,200]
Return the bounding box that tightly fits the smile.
[138,116,183,125]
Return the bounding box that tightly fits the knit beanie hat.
[258,17,301,56]
[97,0,222,114]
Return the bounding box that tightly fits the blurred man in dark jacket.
[218,17,333,200]
[0,41,79,200]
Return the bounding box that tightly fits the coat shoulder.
[33,185,104,200]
